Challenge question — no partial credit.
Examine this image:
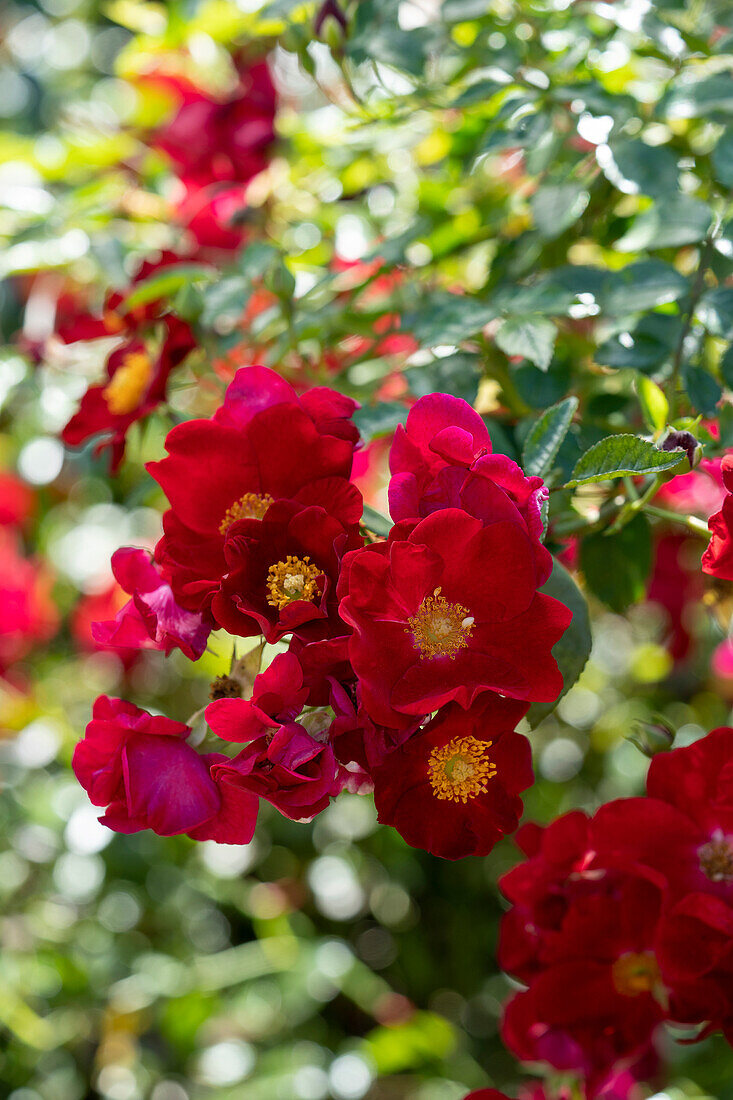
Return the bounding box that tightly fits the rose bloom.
[501,869,666,1088]
[150,366,360,620]
[592,728,733,1038]
[206,652,344,820]
[0,530,59,675]
[146,57,276,188]
[212,497,363,643]
[62,317,196,471]
[389,393,551,583]
[71,582,140,670]
[338,508,570,730]
[371,695,532,859]
[74,696,258,842]
[92,547,210,661]
[646,533,703,662]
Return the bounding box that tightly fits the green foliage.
[566,435,686,488]
[580,514,653,613]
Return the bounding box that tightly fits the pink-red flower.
[206,653,344,819]
[389,394,551,584]
[371,695,532,859]
[92,547,210,660]
[62,317,196,471]
[0,471,34,528]
[73,696,258,842]
[147,58,276,188]
[149,366,361,620]
[702,453,733,581]
[338,508,571,729]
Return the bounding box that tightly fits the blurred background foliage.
[3,0,733,1097]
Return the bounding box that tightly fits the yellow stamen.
[103,351,154,415]
[611,952,661,997]
[407,587,474,659]
[266,555,322,610]
[428,736,497,803]
[103,309,126,334]
[219,492,274,535]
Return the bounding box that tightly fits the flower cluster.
[73,370,571,854]
[497,728,733,1096]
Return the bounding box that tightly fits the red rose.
[148,59,276,188]
[73,696,257,842]
[149,366,360,619]
[211,497,363,643]
[389,394,551,584]
[371,696,532,859]
[338,508,571,729]
[61,316,196,471]
[702,453,733,581]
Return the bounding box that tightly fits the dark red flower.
[91,547,210,660]
[702,453,733,581]
[593,727,733,903]
[148,58,276,187]
[62,316,196,471]
[389,394,551,584]
[338,508,571,729]
[501,873,666,1083]
[211,497,363,643]
[149,366,360,619]
[371,696,532,859]
[206,664,343,820]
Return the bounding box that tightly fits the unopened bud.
[660,429,702,471]
[627,715,675,758]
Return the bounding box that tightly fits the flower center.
[103,349,152,413]
[103,351,154,415]
[699,832,733,883]
[219,492,274,535]
[266,555,322,610]
[407,587,474,660]
[103,309,126,334]
[611,951,661,998]
[428,736,497,803]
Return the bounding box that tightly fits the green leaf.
[362,504,392,538]
[615,195,712,252]
[403,292,496,346]
[661,74,733,119]
[530,183,590,240]
[595,313,681,373]
[452,80,505,107]
[684,364,722,416]
[636,376,669,433]
[522,396,578,477]
[406,352,481,405]
[713,129,733,189]
[697,288,733,338]
[606,139,679,198]
[599,261,688,315]
[353,401,408,442]
[527,559,592,727]
[495,315,556,371]
[200,276,253,328]
[122,264,214,310]
[580,514,652,613]
[566,434,686,487]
